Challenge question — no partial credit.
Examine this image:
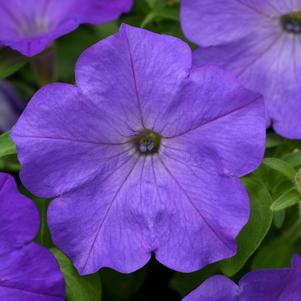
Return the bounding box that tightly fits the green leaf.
[35,198,52,247]
[271,188,301,211]
[0,155,20,172]
[100,266,148,301]
[0,47,29,78]
[266,133,287,148]
[0,132,16,158]
[282,151,301,168]
[284,218,301,244]
[51,249,102,301]
[155,6,179,21]
[251,239,293,269]
[169,264,219,297]
[219,178,273,276]
[94,21,119,39]
[18,186,53,247]
[263,158,296,181]
[273,210,286,228]
[141,0,178,27]
[145,0,159,7]
[55,26,102,82]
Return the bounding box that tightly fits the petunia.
[0,0,132,57]
[181,0,301,139]
[0,81,24,133]
[0,172,65,300]
[183,255,301,301]
[11,24,266,275]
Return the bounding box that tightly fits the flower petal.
[154,145,249,272]
[0,0,132,56]
[65,0,133,25]
[0,173,39,252]
[48,157,153,275]
[11,83,132,197]
[193,33,301,138]
[180,0,277,46]
[49,147,248,274]
[76,24,192,130]
[182,275,238,301]
[0,243,65,301]
[240,254,301,300]
[183,255,301,301]
[159,66,265,177]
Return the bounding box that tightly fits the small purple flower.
[183,255,301,301]
[0,172,65,300]
[0,0,132,57]
[181,0,301,139]
[11,24,265,275]
[0,81,24,133]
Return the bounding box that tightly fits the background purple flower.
[0,81,24,133]
[0,172,65,300]
[11,24,265,275]
[0,0,132,56]
[183,255,301,301]
[181,0,301,139]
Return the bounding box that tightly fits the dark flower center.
[281,11,301,34]
[136,130,161,155]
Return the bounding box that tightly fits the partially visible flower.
[183,255,301,301]
[0,81,24,133]
[12,24,265,275]
[181,0,301,139]
[0,0,132,56]
[0,172,65,300]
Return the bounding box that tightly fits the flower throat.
[281,11,301,34]
[135,130,161,155]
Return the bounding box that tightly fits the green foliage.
[169,264,219,297]
[251,238,294,269]
[263,158,296,181]
[271,188,301,211]
[219,178,273,276]
[283,151,301,167]
[34,197,53,247]
[266,133,287,148]
[273,210,286,228]
[141,0,179,28]
[0,48,29,79]
[0,132,20,172]
[0,132,16,158]
[18,186,53,248]
[100,267,148,301]
[52,249,102,301]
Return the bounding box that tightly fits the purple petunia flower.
[0,172,65,300]
[183,255,301,301]
[0,81,24,133]
[181,0,301,139]
[11,24,266,275]
[0,0,132,57]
